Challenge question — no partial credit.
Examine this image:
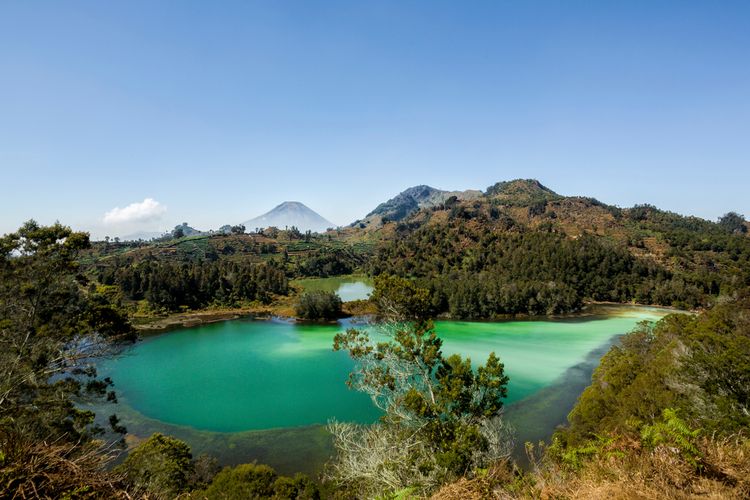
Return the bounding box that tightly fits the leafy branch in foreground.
[327,276,514,497]
[0,221,135,497]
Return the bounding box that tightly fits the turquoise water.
[104,320,378,432]
[101,306,668,434]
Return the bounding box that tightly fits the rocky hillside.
[351,185,482,229]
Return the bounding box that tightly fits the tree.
[369,274,433,320]
[188,454,221,490]
[0,221,134,444]
[0,221,135,496]
[118,433,194,498]
[295,290,343,320]
[718,212,747,234]
[558,293,750,448]
[198,463,320,499]
[328,281,513,497]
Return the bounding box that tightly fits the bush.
[295,290,343,320]
[198,463,319,499]
[117,433,193,498]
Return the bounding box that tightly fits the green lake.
[97,305,671,475]
[293,275,374,302]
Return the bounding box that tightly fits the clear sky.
[1,1,748,238]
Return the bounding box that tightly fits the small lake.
[293,275,374,302]
[96,305,671,475]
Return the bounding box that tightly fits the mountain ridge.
[353,185,482,228]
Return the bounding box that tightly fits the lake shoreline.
[131,275,378,333]
[132,299,683,334]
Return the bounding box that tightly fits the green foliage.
[230,224,246,235]
[198,462,319,499]
[295,290,343,320]
[484,179,561,205]
[294,247,360,277]
[99,259,288,311]
[548,434,621,471]
[370,228,680,317]
[118,433,194,497]
[367,186,750,317]
[624,206,750,298]
[370,274,434,320]
[330,317,512,495]
[641,408,702,468]
[558,293,750,448]
[547,409,703,477]
[718,211,747,234]
[0,220,133,445]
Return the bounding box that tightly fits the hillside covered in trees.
[364,179,750,317]
[78,179,750,324]
[80,228,370,319]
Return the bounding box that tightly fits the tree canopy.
[295,290,343,321]
[0,221,134,445]
[328,276,513,496]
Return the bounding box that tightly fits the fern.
[641,408,702,468]
[555,435,621,470]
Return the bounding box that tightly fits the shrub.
[198,463,319,499]
[295,290,343,320]
[117,433,193,498]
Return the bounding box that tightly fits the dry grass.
[431,434,750,500]
[431,463,520,500]
[0,435,138,499]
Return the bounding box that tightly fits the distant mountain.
[243,201,335,233]
[355,185,482,227]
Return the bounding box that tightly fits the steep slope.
[367,185,444,221]
[352,185,481,228]
[243,201,335,233]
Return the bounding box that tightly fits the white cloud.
[103,198,167,225]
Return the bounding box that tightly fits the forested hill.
[82,229,371,315]
[360,179,750,317]
[79,178,749,319]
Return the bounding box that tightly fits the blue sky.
[1,1,748,238]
